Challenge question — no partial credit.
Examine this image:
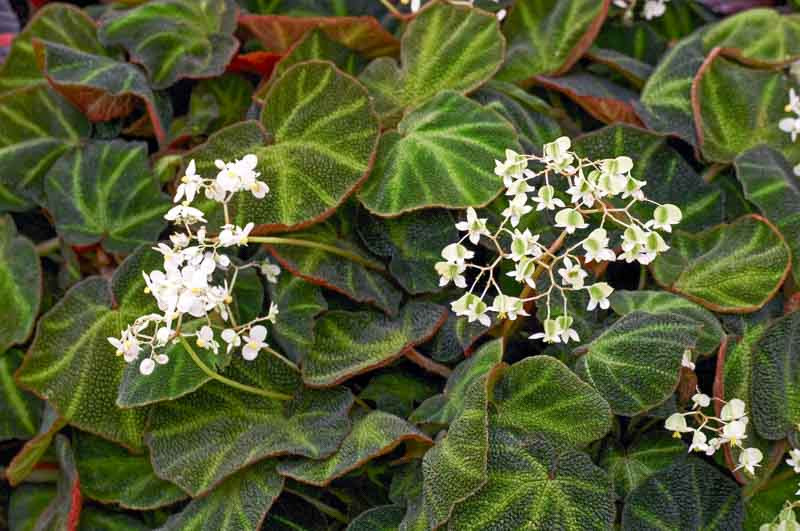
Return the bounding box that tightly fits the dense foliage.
[1,0,800,529]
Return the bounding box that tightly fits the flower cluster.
[614,0,670,21]
[665,394,763,476]
[438,136,681,344]
[108,155,282,375]
[780,88,800,176]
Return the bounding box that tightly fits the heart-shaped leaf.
[601,432,686,499]
[358,1,504,122]
[496,0,609,83]
[44,140,170,253]
[701,8,800,66]
[15,248,160,450]
[348,505,406,531]
[0,350,42,441]
[267,273,327,364]
[302,301,447,387]
[411,339,502,426]
[576,312,700,416]
[0,84,89,210]
[157,460,284,530]
[735,146,800,286]
[75,432,186,510]
[651,215,791,313]
[534,73,643,126]
[357,91,518,216]
[621,458,744,530]
[188,60,380,231]
[98,0,239,89]
[490,356,612,447]
[278,410,431,486]
[752,311,800,440]
[146,355,353,496]
[0,215,41,351]
[448,429,615,530]
[610,291,723,357]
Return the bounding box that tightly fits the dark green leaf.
[0,215,41,351]
[0,349,42,441]
[35,435,81,531]
[534,72,642,125]
[5,404,66,486]
[267,274,327,364]
[180,73,254,138]
[360,371,438,418]
[601,432,686,499]
[347,505,405,531]
[701,8,800,66]
[8,484,56,531]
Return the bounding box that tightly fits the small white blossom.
[643,0,668,20]
[586,282,613,311]
[532,184,565,211]
[196,325,219,354]
[174,160,203,203]
[721,398,747,422]
[164,204,207,225]
[507,257,537,289]
[665,413,692,435]
[455,207,489,244]
[242,325,268,361]
[221,328,242,354]
[554,208,588,234]
[582,228,616,263]
[647,204,683,232]
[509,229,541,262]
[692,392,711,410]
[721,419,748,447]
[787,449,800,473]
[681,350,696,371]
[260,260,281,283]
[689,429,710,454]
[558,257,588,289]
[556,315,579,343]
[451,293,491,327]
[502,193,534,226]
[435,261,467,288]
[781,116,800,142]
[735,447,763,476]
[489,294,528,321]
[542,136,574,172]
[530,318,562,344]
[139,358,156,375]
[442,243,474,264]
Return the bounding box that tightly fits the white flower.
[642,0,667,20]
[155,353,169,365]
[509,229,541,262]
[621,176,646,200]
[689,429,710,453]
[214,159,242,193]
[174,159,203,203]
[170,232,190,249]
[504,174,534,197]
[558,257,587,289]
[441,243,474,264]
[721,419,748,447]
[692,392,711,409]
[780,116,800,142]
[542,136,574,172]
[647,204,683,232]
[165,204,207,225]
[153,243,184,272]
[455,207,489,244]
[139,357,155,375]
[532,184,565,211]
[155,326,172,347]
[556,315,579,343]
[681,350,696,371]
[242,325,268,360]
[582,228,616,263]
[794,163,800,177]
[435,261,467,288]
[266,301,279,323]
[721,398,747,421]
[221,328,242,354]
[494,149,527,180]
[586,282,613,311]
[566,174,596,207]
[787,449,800,473]
[735,447,763,476]
[530,318,562,344]
[502,193,534,226]
[597,156,633,196]
[108,327,141,362]
[787,88,800,114]
[451,293,491,327]
[260,260,281,283]
[507,257,537,289]
[665,413,692,435]
[489,294,528,321]
[218,223,254,247]
[554,208,588,234]
[196,325,219,354]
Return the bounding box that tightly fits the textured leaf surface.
[98,0,239,89]
[157,460,284,531]
[449,429,615,530]
[358,1,504,121]
[75,432,186,510]
[302,301,446,387]
[651,215,790,313]
[278,410,431,486]
[5,404,66,486]
[15,249,160,450]
[360,371,438,418]
[534,73,642,125]
[357,91,518,216]
[621,458,744,530]
[348,505,405,531]
[0,350,42,441]
[45,140,169,253]
[189,61,379,231]
[497,0,609,83]
[267,274,327,364]
[180,73,253,138]
[0,215,41,351]
[357,209,455,294]
[751,311,800,440]
[701,8,800,65]
[736,146,800,286]
[610,290,723,356]
[601,432,686,498]
[576,312,700,416]
[146,355,353,495]
[490,356,612,447]
[411,339,502,426]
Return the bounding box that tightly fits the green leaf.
[587,47,654,86]
[574,124,723,232]
[752,311,800,440]
[621,458,744,530]
[181,73,254,137]
[79,508,148,531]
[36,435,81,531]
[411,339,502,425]
[449,429,615,530]
[265,206,401,314]
[496,0,609,83]
[735,146,800,286]
[360,371,438,418]
[278,410,431,486]
[0,216,41,351]
[601,432,686,499]
[146,355,353,495]
[651,215,791,313]
[74,431,186,510]
[188,60,379,231]
[534,73,643,126]
[358,1,504,122]
[98,0,239,89]
[744,472,800,531]
[693,53,800,164]
[423,309,490,364]
[15,248,161,450]
[610,290,723,357]
[302,301,446,387]
[267,274,327,364]
[490,356,612,447]
[0,4,105,94]
[0,84,90,209]
[357,91,518,216]
[5,404,66,486]
[158,460,284,530]
[8,484,57,531]
[357,209,456,294]
[44,140,169,253]
[701,8,800,66]
[576,312,700,416]
[348,505,405,531]
[0,350,42,441]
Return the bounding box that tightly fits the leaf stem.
[248,236,385,271]
[284,487,349,524]
[179,336,293,401]
[405,348,452,378]
[35,237,60,257]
